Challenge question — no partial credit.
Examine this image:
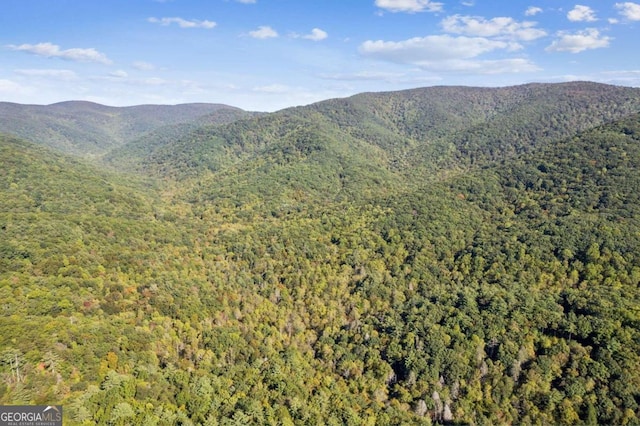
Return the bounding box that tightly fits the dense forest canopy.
[1,82,640,425]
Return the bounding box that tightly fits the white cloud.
[441,15,547,41]
[546,28,611,53]
[525,6,543,16]
[361,35,522,61]
[358,32,542,75]
[8,42,112,64]
[567,5,597,22]
[615,2,640,20]
[132,61,156,71]
[249,26,278,39]
[303,28,328,41]
[236,0,256,3]
[360,35,524,67]
[375,0,443,13]
[148,17,216,29]
[14,69,78,80]
[109,70,128,78]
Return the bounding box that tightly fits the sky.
[1,0,639,111]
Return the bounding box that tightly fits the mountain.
[1,82,640,425]
[113,82,640,212]
[0,101,255,157]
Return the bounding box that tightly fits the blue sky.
[1,0,639,111]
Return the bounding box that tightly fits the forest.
[1,81,640,425]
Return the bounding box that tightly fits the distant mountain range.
[3,81,640,211]
[0,100,257,157]
[2,82,639,171]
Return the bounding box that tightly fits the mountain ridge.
[103,82,640,212]
[0,100,257,157]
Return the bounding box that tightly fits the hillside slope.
[1,84,640,425]
[0,101,254,157]
[117,82,640,214]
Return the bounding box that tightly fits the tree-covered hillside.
[0,101,254,157]
[1,83,640,425]
[114,82,640,185]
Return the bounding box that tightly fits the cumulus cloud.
[8,42,112,64]
[375,0,443,13]
[567,5,597,22]
[441,15,547,41]
[148,17,216,29]
[615,2,640,20]
[15,69,78,80]
[359,34,532,73]
[249,26,278,39]
[302,28,328,41]
[525,6,543,16]
[546,28,611,53]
